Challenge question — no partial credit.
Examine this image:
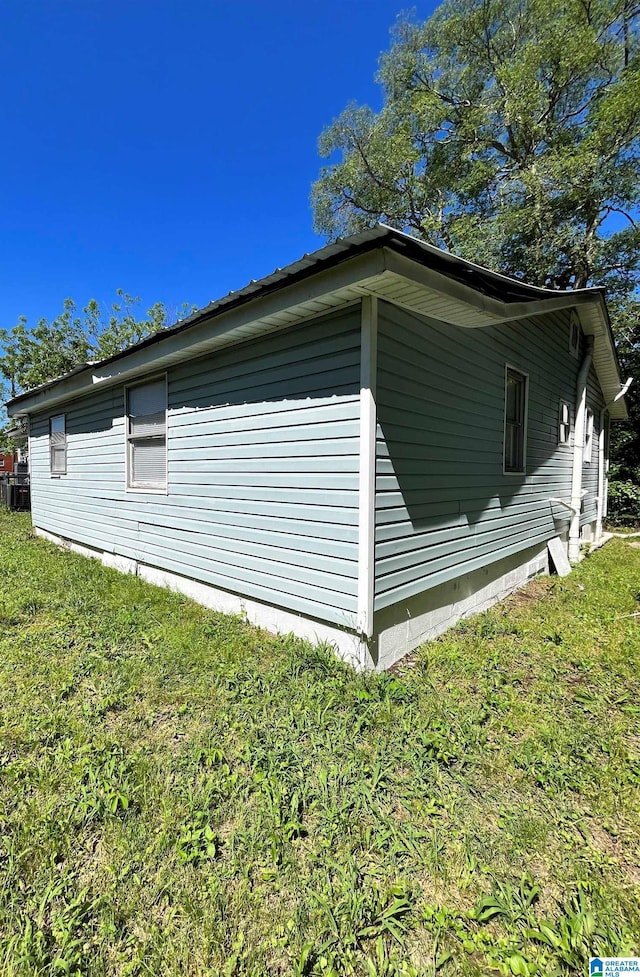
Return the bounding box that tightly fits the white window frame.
[125,375,168,493]
[49,414,67,476]
[503,365,528,475]
[584,408,594,464]
[558,399,571,445]
[569,311,580,359]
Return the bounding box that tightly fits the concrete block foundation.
[35,527,551,672]
[371,544,549,671]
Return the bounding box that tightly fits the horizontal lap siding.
[374,302,596,611]
[30,387,126,557]
[29,308,361,628]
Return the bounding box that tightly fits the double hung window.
[559,401,571,445]
[584,409,594,464]
[50,415,67,475]
[126,378,167,490]
[504,368,528,474]
[569,312,580,358]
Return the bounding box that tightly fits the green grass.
[0,510,639,976]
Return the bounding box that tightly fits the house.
[0,453,14,474]
[6,227,628,670]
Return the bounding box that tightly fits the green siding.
[374,301,604,611]
[29,308,361,628]
[27,290,610,633]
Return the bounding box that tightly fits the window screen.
[504,368,527,473]
[50,414,67,475]
[127,379,166,489]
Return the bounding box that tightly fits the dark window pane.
[504,370,526,472]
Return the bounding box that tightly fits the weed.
[0,511,639,975]
[177,810,220,865]
[73,742,140,820]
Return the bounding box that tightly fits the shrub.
[607,476,640,526]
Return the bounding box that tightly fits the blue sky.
[0,1,436,330]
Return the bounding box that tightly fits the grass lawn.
[0,511,639,976]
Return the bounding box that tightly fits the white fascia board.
[382,249,605,324]
[8,242,626,421]
[574,299,627,419]
[7,249,387,417]
[382,250,626,418]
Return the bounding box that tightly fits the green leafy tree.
[312,0,640,297]
[0,292,195,398]
[0,292,195,448]
[313,0,640,518]
[89,291,192,360]
[608,297,640,521]
[0,301,93,398]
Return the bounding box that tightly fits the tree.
[313,0,640,520]
[312,0,640,298]
[89,291,185,360]
[0,292,195,448]
[608,296,640,520]
[0,292,195,399]
[0,301,93,399]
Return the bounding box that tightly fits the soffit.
[7,233,626,419]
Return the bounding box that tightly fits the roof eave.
[6,246,390,416]
[6,225,626,418]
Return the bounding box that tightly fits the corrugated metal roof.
[6,224,625,412]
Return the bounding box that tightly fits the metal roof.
[6,224,627,416]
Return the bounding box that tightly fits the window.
[504,367,527,473]
[569,312,580,358]
[126,378,167,490]
[584,408,594,464]
[49,415,66,475]
[559,400,571,445]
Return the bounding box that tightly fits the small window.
[584,408,594,464]
[0,459,4,469]
[504,367,527,473]
[569,312,580,358]
[559,400,571,445]
[50,415,67,475]
[126,378,167,490]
